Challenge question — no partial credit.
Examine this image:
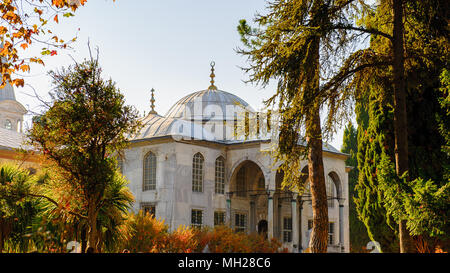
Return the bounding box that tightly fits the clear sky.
[14,0,347,150]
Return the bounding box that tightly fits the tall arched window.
[143,152,157,191]
[192,153,204,192]
[215,156,225,194]
[326,175,336,208]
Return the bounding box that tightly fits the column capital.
[291,192,298,202]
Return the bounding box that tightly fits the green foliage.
[28,57,140,198]
[354,89,400,252]
[27,54,141,251]
[377,154,450,239]
[236,0,363,188]
[438,68,450,157]
[0,164,43,252]
[341,122,371,252]
[353,0,450,252]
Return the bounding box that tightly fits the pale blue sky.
[15,0,346,149]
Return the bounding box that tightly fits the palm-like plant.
[0,163,41,252]
[97,170,134,252]
[33,166,134,252]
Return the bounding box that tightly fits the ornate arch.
[327,170,343,202]
[228,156,268,183]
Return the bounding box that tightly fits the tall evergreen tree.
[353,0,449,252]
[341,122,371,252]
[237,0,396,252]
[237,0,352,252]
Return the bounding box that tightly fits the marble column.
[267,192,274,239]
[291,193,299,252]
[277,198,282,240]
[338,199,344,253]
[298,199,303,252]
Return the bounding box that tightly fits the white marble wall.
[122,139,349,252]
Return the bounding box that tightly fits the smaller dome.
[131,113,214,141]
[0,83,16,101]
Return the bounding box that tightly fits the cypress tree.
[341,122,371,252]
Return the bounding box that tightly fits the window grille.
[141,202,155,217]
[215,156,225,194]
[235,213,247,233]
[143,152,157,191]
[283,217,293,242]
[192,153,204,192]
[214,211,225,226]
[191,209,203,229]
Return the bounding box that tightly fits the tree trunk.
[0,228,3,253]
[87,202,99,253]
[304,6,329,251]
[392,0,414,253]
[81,227,87,253]
[306,109,329,253]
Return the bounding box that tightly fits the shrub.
[119,212,285,253]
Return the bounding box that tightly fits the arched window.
[143,152,157,191]
[236,167,246,197]
[192,153,204,192]
[326,175,336,208]
[215,156,225,194]
[5,119,12,130]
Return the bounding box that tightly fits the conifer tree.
[341,122,371,252]
[353,0,449,252]
[237,0,367,252]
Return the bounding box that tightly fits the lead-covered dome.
[165,89,254,121]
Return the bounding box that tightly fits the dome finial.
[208,61,218,90]
[149,88,157,114]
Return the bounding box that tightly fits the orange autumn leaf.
[54,14,59,23]
[20,64,30,72]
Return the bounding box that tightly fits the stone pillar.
[291,193,299,252]
[298,199,303,252]
[267,192,274,239]
[277,198,282,240]
[338,199,344,253]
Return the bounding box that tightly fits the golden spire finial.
[149,88,157,114]
[208,61,218,90]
